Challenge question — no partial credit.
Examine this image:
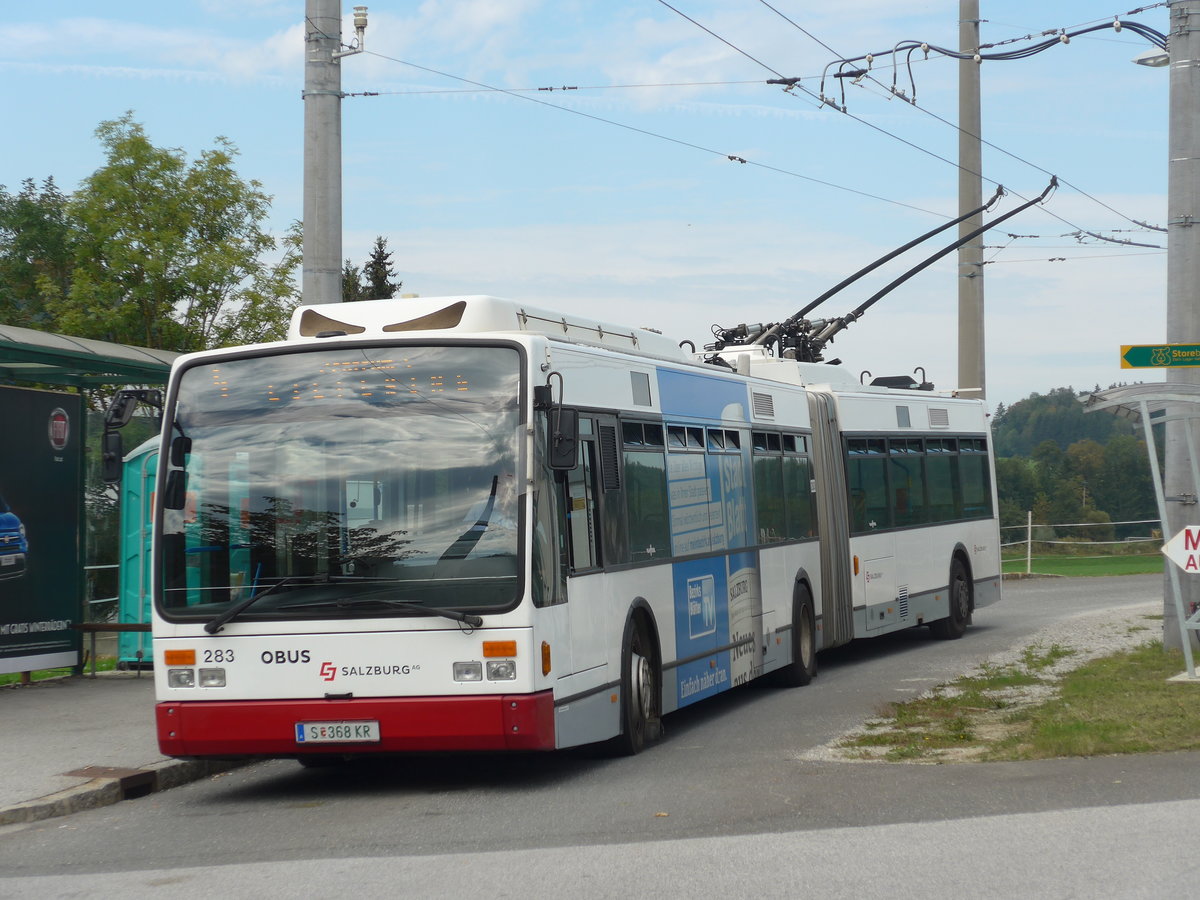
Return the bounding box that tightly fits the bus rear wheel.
[610,615,661,755]
[931,558,971,640]
[771,584,817,687]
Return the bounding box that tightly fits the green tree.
[995,457,1038,528]
[342,259,365,302]
[45,114,298,351]
[1066,438,1105,507]
[992,401,1007,431]
[0,177,74,327]
[992,387,1136,457]
[1095,435,1157,527]
[343,235,402,302]
[362,235,401,300]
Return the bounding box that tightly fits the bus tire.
[609,614,661,756]
[772,584,818,687]
[931,558,971,640]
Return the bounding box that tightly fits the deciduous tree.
[0,177,74,327]
[44,114,298,351]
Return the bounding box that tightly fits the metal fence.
[1000,514,1162,575]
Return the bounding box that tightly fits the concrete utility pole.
[303,3,367,303]
[303,0,343,305]
[957,0,986,400]
[1163,0,1200,651]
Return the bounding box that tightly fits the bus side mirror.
[549,408,579,470]
[105,394,138,428]
[103,388,162,428]
[101,431,124,484]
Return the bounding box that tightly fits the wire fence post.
[1026,509,1032,575]
[999,516,1163,577]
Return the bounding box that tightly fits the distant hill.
[991,386,1137,458]
[990,386,1156,532]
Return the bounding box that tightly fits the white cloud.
[337,185,1167,410]
[0,16,302,84]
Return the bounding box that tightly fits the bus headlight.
[453,661,483,682]
[168,668,195,688]
[198,668,226,687]
[486,660,517,681]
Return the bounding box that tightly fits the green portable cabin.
[117,436,157,667]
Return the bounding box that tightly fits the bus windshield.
[158,344,524,622]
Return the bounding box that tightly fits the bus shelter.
[0,324,176,676]
[1083,383,1200,680]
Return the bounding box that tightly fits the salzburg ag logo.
[319,661,337,682]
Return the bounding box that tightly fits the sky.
[0,1,1175,410]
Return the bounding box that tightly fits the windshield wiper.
[278,595,484,628]
[439,475,499,561]
[204,573,373,634]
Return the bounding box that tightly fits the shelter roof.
[1083,383,1200,424]
[0,323,176,388]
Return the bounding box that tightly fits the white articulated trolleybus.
[124,295,999,760]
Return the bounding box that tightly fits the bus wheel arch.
[610,600,663,755]
[931,549,973,640]
[771,573,818,686]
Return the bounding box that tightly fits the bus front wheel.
[610,615,661,755]
[931,558,971,640]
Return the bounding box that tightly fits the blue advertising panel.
[658,367,764,707]
[0,386,82,673]
[672,556,729,706]
[670,549,765,708]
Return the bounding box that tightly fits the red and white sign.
[48,408,70,451]
[1162,526,1200,572]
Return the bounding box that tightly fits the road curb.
[0,759,244,827]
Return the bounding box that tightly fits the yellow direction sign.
[1121,344,1200,368]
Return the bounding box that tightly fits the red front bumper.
[156,691,556,758]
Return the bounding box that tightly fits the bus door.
[562,419,606,673]
[844,436,898,633]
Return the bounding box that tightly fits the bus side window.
[532,485,566,606]
[959,442,993,517]
[563,440,602,572]
[846,438,890,532]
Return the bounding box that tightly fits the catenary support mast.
[1164,0,1200,651]
[302,0,344,304]
[958,0,986,399]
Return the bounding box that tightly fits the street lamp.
[1134,47,1170,67]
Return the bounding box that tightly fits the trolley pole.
[302,0,345,305]
[957,0,986,400]
[1163,0,1200,652]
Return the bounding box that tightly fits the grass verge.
[990,641,1200,760]
[0,656,119,687]
[1002,555,1162,577]
[838,631,1200,763]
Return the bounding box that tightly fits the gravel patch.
[798,601,1161,764]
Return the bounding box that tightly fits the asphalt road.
[3,573,1197,897]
